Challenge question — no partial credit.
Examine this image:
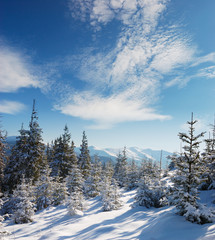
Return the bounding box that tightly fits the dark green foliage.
[79,131,91,180]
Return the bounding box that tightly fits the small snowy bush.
[134,179,167,208]
[184,203,214,224]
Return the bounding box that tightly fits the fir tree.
[134,178,167,208]
[60,125,73,179]
[35,159,53,211]
[170,113,214,224]
[67,148,84,195]
[25,100,45,183]
[0,122,7,192]
[84,155,102,198]
[127,158,139,190]
[101,177,122,211]
[102,160,114,181]
[67,148,85,215]
[50,137,63,177]
[79,131,91,180]
[67,191,85,216]
[201,121,215,190]
[13,177,35,224]
[114,147,128,187]
[52,176,67,206]
[50,126,74,180]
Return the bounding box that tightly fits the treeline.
[0,103,215,230]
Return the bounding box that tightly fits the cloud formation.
[57,0,215,129]
[0,100,26,114]
[58,0,197,128]
[0,44,40,93]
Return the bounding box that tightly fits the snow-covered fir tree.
[67,141,84,194]
[84,155,102,198]
[102,160,114,181]
[67,190,85,216]
[101,177,122,211]
[0,123,7,192]
[50,137,63,177]
[170,113,214,224]
[134,178,167,208]
[50,126,75,180]
[52,176,67,206]
[127,158,139,190]
[13,177,35,224]
[4,124,29,193]
[114,147,128,187]
[79,131,91,180]
[60,125,73,179]
[67,143,85,215]
[35,159,53,211]
[201,121,215,190]
[25,100,45,183]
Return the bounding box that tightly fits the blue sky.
[0,0,215,152]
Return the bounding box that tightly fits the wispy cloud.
[0,44,40,93]
[54,0,214,128]
[0,39,53,95]
[57,0,198,128]
[56,91,171,129]
[197,66,215,79]
[0,100,26,114]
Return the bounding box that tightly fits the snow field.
[3,189,215,240]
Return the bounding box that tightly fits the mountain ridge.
[6,136,172,168]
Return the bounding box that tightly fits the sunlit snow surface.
[3,189,215,240]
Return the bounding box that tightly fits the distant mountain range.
[85,146,172,168]
[6,136,172,168]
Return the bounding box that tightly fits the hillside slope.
[3,189,215,240]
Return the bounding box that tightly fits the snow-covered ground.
[2,189,215,240]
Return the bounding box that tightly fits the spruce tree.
[4,124,29,192]
[127,158,139,190]
[13,177,35,224]
[84,155,102,198]
[60,125,73,179]
[67,145,85,215]
[52,176,67,206]
[114,147,128,187]
[50,137,63,177]
[170,113,214,224]
[25,100,45,183]
[67,145,84,195]
[35,159,53,211]
[0,123,7,192]
[50,126,74,180]
[201,121,215,189]
[134,177,167,208]
[79,131,91,180]
[101,177,122,211]
[102,160,114,181]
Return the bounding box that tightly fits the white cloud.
[0,100,26,114]
[0,45,40,93]
[164,76,191,88]
[60,0,214,129]
[192,52,215,67]
[56,92,171,129]
[68,0,167,28]
[197,66,215,79]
